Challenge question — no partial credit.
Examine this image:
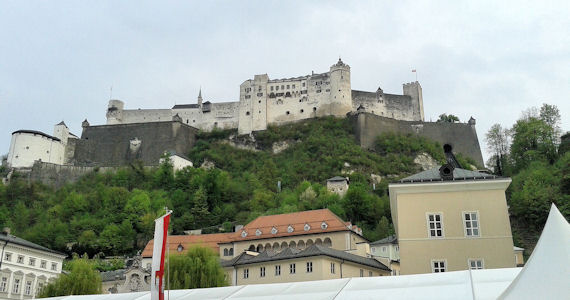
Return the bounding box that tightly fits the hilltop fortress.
[4,59,484,185]
[106,58,424,135]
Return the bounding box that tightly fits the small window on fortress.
[186,120,189,124]
[300,109,304,113]
[286,111,290,115]
[293,84,295,89]
[271,86,274,91]
[302,82,306,87]
[287,85,290,89]
[26,146,29,149]
[258,100,261,103]
[246,111,250,116]
[276,86,279,91]
[193,120,196,123]
[316,90,321,93]
[313,107,317,112]
[46,151,49,154]
[281,85,284,89]
[326,89,330,92]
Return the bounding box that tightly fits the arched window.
[273,242,280,251]
[229,248,234,256]
[248,245,255,251]
[256,244,264,252]
[315,238,323,246]
[223,249,229,256]
[265,243,272,250]
[297,240,305,249]
[289,241,296,249]
[324,238,332,248]
[281,242,288,249]
[306,239,314,247]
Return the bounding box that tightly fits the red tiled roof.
[141,209,356,258]
[228,209,353,242]
[141,232,233,258]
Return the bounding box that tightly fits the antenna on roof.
[109,85,113,100]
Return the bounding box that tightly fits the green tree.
[510,117,558,170]
[38,258,102,297]
[485,123,511,174]
[166,245,227,289]
[437,114,460,123]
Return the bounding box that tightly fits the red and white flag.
[151,211,172,300]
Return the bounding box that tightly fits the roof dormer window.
[287,225,294,233]
[304,224,311,231]
[241,230,248,238]
[321,222,328,230]
[271,227,278,234]
[255,229,262,236]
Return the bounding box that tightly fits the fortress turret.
[106,99,124,125]
[53,121,70,145]
[329,58,352,116]
[403,81,424,121]
[197,88,203,107]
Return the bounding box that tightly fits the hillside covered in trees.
[0,107,567,258]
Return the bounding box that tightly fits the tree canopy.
[166,246,227,289]
[436,113,460,123]
[38,257,102,298]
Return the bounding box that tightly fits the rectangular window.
[17,255,24,264]
[51,263,57,271]
[292,84,296,89]
[260,266,266,277]
[4,253,11,262]
[432,260,446,273]
[275,265,281,276]
[360,269,364,277]
[382,246,387,252]
[290,263,296,274]
[12,278,20,294]
[469,259,484,270]
[287,85,290,89]
[330,263,335,274]
[243,268,249,279]
[306,262,313,273]
[271,86,274,91]
[464,212,480,237]
[281,85,284,90]
[29,258,36,266]
[36,283,44,296]
[24,281,32,295]
[427,213,444,237]
[369,271,373,277]
[0,277,7,292]
[40,260,47,269]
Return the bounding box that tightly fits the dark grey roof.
[100,269,126,282]
[370,235,398,245]
[56,121,67,127]
[222,245,389,271]
[327,176,347,182]
[0,233,66,256]
[172,104,200,109]
[12,130,61,142]
[397,166,501,183]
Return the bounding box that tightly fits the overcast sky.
[1,0,568,165]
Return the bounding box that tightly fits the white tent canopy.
[45,268,521,300]
[45,205,569,300]
[499,203,570,299]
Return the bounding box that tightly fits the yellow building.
[222,245,390,285]
[389,164,516,275]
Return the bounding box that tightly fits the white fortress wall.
[7,132,65,168]
[120,109,172,124]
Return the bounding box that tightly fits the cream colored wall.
[390,180,515,274]
[514,250,524,266]
[225,256,388,286]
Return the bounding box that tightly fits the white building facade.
[0,232,66,299]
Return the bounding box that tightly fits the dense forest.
[0,105,567,259]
